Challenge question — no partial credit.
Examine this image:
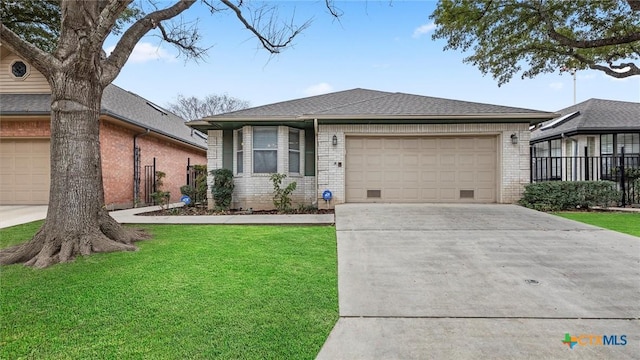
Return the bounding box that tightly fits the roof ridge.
[310,90,394,115]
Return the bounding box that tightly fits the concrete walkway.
[316,204,640,359]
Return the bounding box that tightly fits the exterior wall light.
[510,133,518,145]
[332,135,338,146]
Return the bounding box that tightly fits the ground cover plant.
[554,212,640,237]
[0,224,338,359]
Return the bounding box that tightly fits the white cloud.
[304,83,334,96]
[549,82,564,90]
[105,42,176,64]
[412,23,436,38]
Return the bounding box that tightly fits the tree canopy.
[431,0,640,85]
[167,94,250,120]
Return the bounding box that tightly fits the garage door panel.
[346,136,497,203]
[0,139,50,205]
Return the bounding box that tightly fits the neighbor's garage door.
[346,136,497,203]
[0,139,50,205]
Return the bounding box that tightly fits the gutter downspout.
[314,118,319,207]
[133,129,150,207]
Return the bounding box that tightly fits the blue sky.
[108,1,640,113]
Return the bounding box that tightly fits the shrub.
[210,168,234,210]
[151,171,171,209]
[520,181,620,211]
[270,173,297,212]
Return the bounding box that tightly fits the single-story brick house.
[0,46,207,208]
[187,89,555,209]
[530,99,640,181]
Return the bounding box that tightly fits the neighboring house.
[187,88,555,210]
[0,45,207,209]
[530,99,640,182]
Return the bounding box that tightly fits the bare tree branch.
[0,23,57,78]
[217,0,311,53]
[101,0,196,85]
[90,0,133,49]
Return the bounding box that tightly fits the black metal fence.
[530,147,640,206]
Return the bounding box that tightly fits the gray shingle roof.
[531,98,640,142]
[203,88,551,120]
[0,84,206,149]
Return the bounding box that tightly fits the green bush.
[270,173,297,212]
[151,171,170,209]
[520,181,620,211]
[211,168,234,210]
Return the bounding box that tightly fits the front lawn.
[554,212,640,237]
[0,224,338,359]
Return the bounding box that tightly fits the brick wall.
[97,120,208,209]
[0,118,50,137]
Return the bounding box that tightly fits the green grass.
[554,212,640,237]
[0,220,43,248]
[0,224,338,359]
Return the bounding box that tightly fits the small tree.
[270,173,297,212]
[211,169,234,211]
[180,165,208,206]
[150,171,170,210]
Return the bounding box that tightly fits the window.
[11,60,27,78]
[288,129,300,173]
[617,133,639,155]
[253,127,277,173]
[236,129,243,174]
[601,134,614,155]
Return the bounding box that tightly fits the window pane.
[289,151,299,173]
[617,133,639,154]
[237,129,243,151]
[254,150,277,173]
[254,127,277,149]
[237,151,243,173]
[550,139,561,157]
[289,129,299,150]
[601,134,613,155]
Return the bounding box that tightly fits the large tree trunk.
[0,75,146,268]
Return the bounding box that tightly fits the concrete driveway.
[0,206,47,229]
[317,204,640,359]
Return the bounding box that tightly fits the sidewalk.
[110,203,335,225]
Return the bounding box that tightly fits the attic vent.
[540,111,579,130]
[367,190,381,198]
[147,101,168,116]
[460,190,475,199]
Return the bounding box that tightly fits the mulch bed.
[140,206,334,216]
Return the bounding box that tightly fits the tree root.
[0,213,148,268]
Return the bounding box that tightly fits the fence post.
[620,147,626,207]
[530,146,533,183]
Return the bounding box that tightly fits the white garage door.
[346,136,497,203]
[0,139,50,205]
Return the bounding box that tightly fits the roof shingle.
[0,84,206,149]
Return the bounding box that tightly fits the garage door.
[346,136,497,203]
[0,139,50,204]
